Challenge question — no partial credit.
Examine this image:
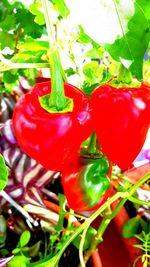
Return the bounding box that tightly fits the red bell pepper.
[90,83,150,170]
[12,81,92,171]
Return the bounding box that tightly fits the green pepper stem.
[48,47,66,110]
[87,132,97,154]
[41,0,71,112]
[109,63,141,88]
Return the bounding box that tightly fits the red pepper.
[12,81,92,171]
[62,154,111,212]
[90,83,150,170]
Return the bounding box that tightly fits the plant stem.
[79,221,91,267]
[54,172,150,266]
[30,192,124,267]
[129,172,150,195]
[48,47,66,110]
[79,172,150,265]
[87,132,97,154]
[29,172,150,266]
[78,192,128,267]
[81,198,127,265]
[41,0,70,112]
[128,196,150,206]
[41,0,55,47]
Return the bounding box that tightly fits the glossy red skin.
[12,81,92,171]
[90,83,150,170]
[62,156,112,212]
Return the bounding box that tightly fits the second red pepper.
[90,83,150,170]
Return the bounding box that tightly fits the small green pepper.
[61,155,111,212]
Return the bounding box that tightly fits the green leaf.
[72,227,97,251]
[29,1,45,25]
[19,231,31,248]
[29,241,41,257]
[78,25,99,48]
[18,69,38,86]
[11,38,49,64]
[55,194,66,232]
[0,0,45,59]
[70,0,150,80]
[51,0,70,18]
[83,61,99,83]
[8,255,30,267]
[0,14,16,30]
[65,67,76,77]
[0,248,9,256]
[27,254,58,267]
[0,31,15,50]
[139,218,150,234]
[85,47,104,59]
[12,248,21,255]
[2,71,18,84]
[82,82,99,98]
[15,8,44,39]
[137,0,150,20]
[0,154,8,191]
[17,39,49,52]
[122,216,140,238]
[0,215,7,244]
[104,0,150,80]
[12,51,47,63]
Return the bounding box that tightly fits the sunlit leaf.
[8,255,30,267]
[17,39,49,52]
[20,230,31,248]
[105,0,150,80]
[85,47,104,59]
[2,71,18,84]
[83,61,99,83]
[29,1,45,25]
[0,154,8,191]
[122,216,140,238]
[0,31,15,50]
[0,215,7,244]
[51,0,70,18]
[78,25,99,48]
[67,0,150,80]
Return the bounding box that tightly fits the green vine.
[27,171,150,267]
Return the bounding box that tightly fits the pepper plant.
[0,0,150,267]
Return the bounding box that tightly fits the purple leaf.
[1,120,17,145]
[0,256,14,267]
[143,149,150,160]
[23,164,54,188]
